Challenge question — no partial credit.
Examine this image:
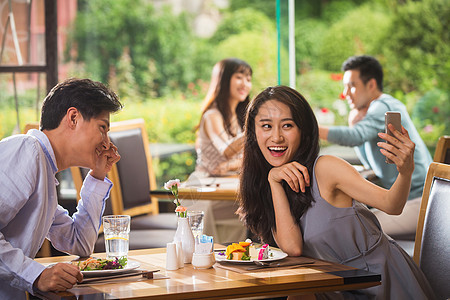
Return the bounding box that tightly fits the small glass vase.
[173,216,195,264]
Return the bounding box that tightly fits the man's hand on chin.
[90,142,121,180]
[348,107,369,127]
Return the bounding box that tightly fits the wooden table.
[153,167,375,202]
[35,247,381,299]
[152,177,239,201]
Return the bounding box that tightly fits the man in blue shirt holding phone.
[319,55,432,239]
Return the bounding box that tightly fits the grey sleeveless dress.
[299,157,434,299]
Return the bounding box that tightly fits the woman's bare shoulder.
[203,108,223,119]
[315,155,355,179]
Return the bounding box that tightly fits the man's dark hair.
[342,55,383,92]
[40,78,123,130]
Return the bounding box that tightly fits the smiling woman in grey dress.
[300,157,433,299]
[238,86,434,299]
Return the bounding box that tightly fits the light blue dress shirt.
[327,94,432,199]
[0,129,112,298]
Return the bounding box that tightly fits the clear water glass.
[102,215,130,261]
[187,211,204,239]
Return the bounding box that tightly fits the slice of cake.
[249,245,258,260]
[258,244,269,260]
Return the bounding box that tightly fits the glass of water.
[102,215,130,261]
[187,211,204,239]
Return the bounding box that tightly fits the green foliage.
[321,0,358,24]
[153,152,196,188]
[5,0,448,184]
[295,19,328,70]
[297,70,348,126]
[209,7,281,90]
[111,98,201,144]
[68,0,202,97]
[228,0,370,20]
[0,75,41,137]
[186,39,217,90]
[412,89,450,138]
[318,3,391,71]
[381,0,450,93]
[215,31,284,92]
[211,8,276,44]
[151,8,197,96]
[228,0,276,19]
[109,47,142,102]
[0,106,39,138]
[108,97,199,187]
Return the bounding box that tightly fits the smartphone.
[385,112,402,164]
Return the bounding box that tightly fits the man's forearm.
[318,126,329,141]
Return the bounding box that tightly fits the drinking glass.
[102,215,130,260]
[187,211,204,239]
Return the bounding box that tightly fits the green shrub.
[321,0,358,24]
[215,31,285,92]
[69,0,205,97]
[0,75,42,137]
[211,8,276,44]
[297,70,348,126]
[411,89,450,151]
[318,3,391,71]
[0,106,39,138]
[110,96,200,186]
[153,152,196,188]
[295,19,328,70]
[111,97,201,144]
[381,0,450,94]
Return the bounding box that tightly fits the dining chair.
[71,165,176,251]
[25,120,176,251]
[413,162,450,299]
[106,118,178,231]
[433,135,450,164]
[390,135,450,256]
[22,122,40,133]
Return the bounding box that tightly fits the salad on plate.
[73,257,127,271]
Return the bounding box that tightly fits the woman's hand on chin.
[268,162,310,193]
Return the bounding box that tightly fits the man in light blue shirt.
[0,78,123,298]
[319,56,432,238]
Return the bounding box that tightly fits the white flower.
[164,179,180,190]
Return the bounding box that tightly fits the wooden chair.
[105,118,177,230]
[92,119,178,251]
[22,122,40,133]
[413,162,450,299]
[433,135,450,164]
[390,135,450,256]
[69,119,177,251]
[71,166,176,252]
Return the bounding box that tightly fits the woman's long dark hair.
[238,86,320,243]
[197,58,252,137]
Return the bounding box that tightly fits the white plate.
[215,249,288,264]
[81,260,140,277]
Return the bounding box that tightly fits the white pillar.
[288,0,295,89]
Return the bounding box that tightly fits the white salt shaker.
[176,241,184,268]
[166,242,179,271]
